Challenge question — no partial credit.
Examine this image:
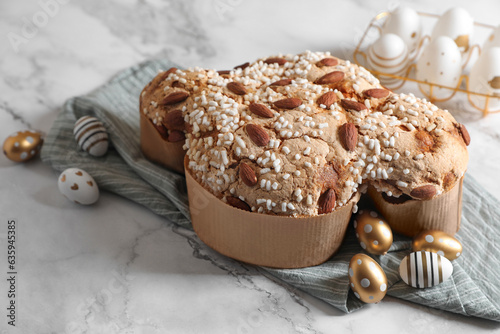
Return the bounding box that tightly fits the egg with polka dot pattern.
[58,168,99,205]
[348,253,388,303]
[416,36,462,100]
[3,130,43,162]
[353,210,393,255]
[412,230,462,260]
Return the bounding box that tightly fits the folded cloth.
[41,59,500,321]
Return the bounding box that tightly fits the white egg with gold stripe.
[399,251,453,288]
[73,116,109,157]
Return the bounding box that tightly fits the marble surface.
[1,0,500,333]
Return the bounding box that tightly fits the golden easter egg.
[413,230,462,260]
[354,210,393,255]
[3,130,43,162]
[348,253,388,303]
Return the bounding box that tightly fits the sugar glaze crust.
[140,51,469,217]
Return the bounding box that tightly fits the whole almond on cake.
[140,51,469,216]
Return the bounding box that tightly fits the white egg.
[483,25,500,52]
[381,7,422,53]
[469,47,500,111]
[399,251,453,288]
[58,168,99,205]
[416,36,462,100]
[367,33,409,88]
[431,7,474,53]
[74,116,109,157]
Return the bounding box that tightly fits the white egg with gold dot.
[469,47,500,112]
[416,36,462,100]
[431,7,474,53]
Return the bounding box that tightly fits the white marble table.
[1,0,500,333]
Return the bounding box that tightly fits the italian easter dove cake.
[139,51,470,268]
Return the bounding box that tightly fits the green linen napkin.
[41,59,500,321]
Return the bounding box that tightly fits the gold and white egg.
[58,168,99,205]
[73,116,109,157]
[468,47,500,112]
[416,36,462,100]
[483,25,500,52]
[399,250,453,288]
[367,33,409,88]
[348,254,388,303]
[431,7,474,54]
[3,130,43,162]
[381,6,422,54]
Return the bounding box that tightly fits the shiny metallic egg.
[3,130,43,162]
[413,230,462,260]
[348,253,388,303]
[354,210,393,255]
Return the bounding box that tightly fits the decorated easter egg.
[73,116,109,157]
[381,7,422,53]
[483,25,500,52]
[416,36,462,100]
[58,168,99,205]
[431,7,474,53]
[353,210,393,255]
[399,251,453,288]
[348,253,388,303]
[413,230,462,260]
[367,34,409,88]
[3,130,43,162]
[469,47,500,112]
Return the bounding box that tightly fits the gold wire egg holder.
[353,11,500,117]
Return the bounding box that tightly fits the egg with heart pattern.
[58,167,99,205]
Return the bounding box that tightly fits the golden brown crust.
[140,51,469,217]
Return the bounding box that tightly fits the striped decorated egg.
[399,251,453,288]
[73,116,109,157]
